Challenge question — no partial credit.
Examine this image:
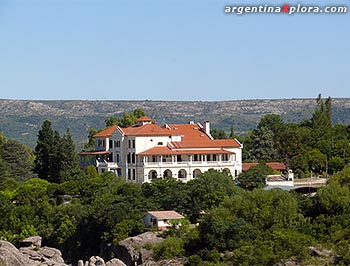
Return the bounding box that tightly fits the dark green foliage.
[186,169,242,221]
[34,121,78,183]
[237,163,270,190]
[210,128,227,139]
[153,237,185,260]
[34,120,61,182]
[1,140,35,182]
[105,108,146,128]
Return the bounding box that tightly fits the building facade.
[80,116,243,183]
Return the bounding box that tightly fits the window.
[116,154,120,163]
[132,153,135,164]
[116,141,120,148]
[128,140,131,148]
[132,139,135,148]
[177,155,182,162]
[127,153,131,163]
[133,169,136,180]
[213,154,217,161]
[157,142,163,145]
[109,140,113,148]
[128,170,131,180]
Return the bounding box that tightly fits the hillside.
[1,98,350,148]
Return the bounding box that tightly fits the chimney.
[204,121,210,135]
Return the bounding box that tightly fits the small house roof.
[242,162,287,171]
[145,210,184,220]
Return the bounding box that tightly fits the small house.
[143,210,184,230]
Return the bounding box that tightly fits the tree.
[250,126,278,161]
[83,128,99,151]
[57,129,79,182]
[236,163,270,190]
[34,120,61,182]
[1,140,35,182]
[229,126,235,139]
[210,129,227,139]
[105,116,118,127]
[34,121,78,183]
[311,94,332,156]
[105,109,147,128]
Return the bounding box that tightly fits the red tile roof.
[94,126,117,137]
[242,162,287,171]
[167,124,241,149]
[137,146,234,156]
[121,123,173,136]
[93,122,242,150]
[146,211,184,220]
[137,116,153,122]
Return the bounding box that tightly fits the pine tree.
[34,120,61,182]
[311,94,332,156]
[2,140,34,182]
[57,129,79,182]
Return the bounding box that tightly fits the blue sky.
[0,0,349,101]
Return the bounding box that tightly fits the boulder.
[0,239,68,266]
[114,232,164,266]
[0,240,36,266]
[106,258,127,266]
[20,236,42,248]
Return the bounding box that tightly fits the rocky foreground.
[0,233,183,266]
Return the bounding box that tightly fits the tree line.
[212,94,350,178]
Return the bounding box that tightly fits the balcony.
[141,160,235,167]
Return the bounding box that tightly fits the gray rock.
[106,258,127,266]
[77,259,84,266]
[20,236,42,248]
[114,232,164,266]
[40,247,65,263]
[0,240,37,266]
[0,239,68,266]
[88,255,105,266]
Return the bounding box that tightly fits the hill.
[1,98,350,148]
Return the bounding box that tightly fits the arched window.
[163,169,172,178]
[193,169,202,178]
[148,170,157,179]
[178,169,187,179]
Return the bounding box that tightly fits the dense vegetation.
[1,95,350,265]
[237,95,350,178]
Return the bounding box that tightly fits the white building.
[80,116,243,183]
[143,210,184,230]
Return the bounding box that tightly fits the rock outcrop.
[113,232,165,266]
[0,237,67,266]
[79,256,126,266]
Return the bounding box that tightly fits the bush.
[153,237,185,260]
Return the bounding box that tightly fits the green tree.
[237,163,270,190]
[34,120,61,182]
[306,149,327,175]
[1,140,35,182]
[105,116,118,127]
[311,94,332,156]
[57,129,79,182]
[250,126,278,161]
[210,129,227,139]
[83,128,99,151]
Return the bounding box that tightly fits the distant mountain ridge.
[1,98,350,149]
